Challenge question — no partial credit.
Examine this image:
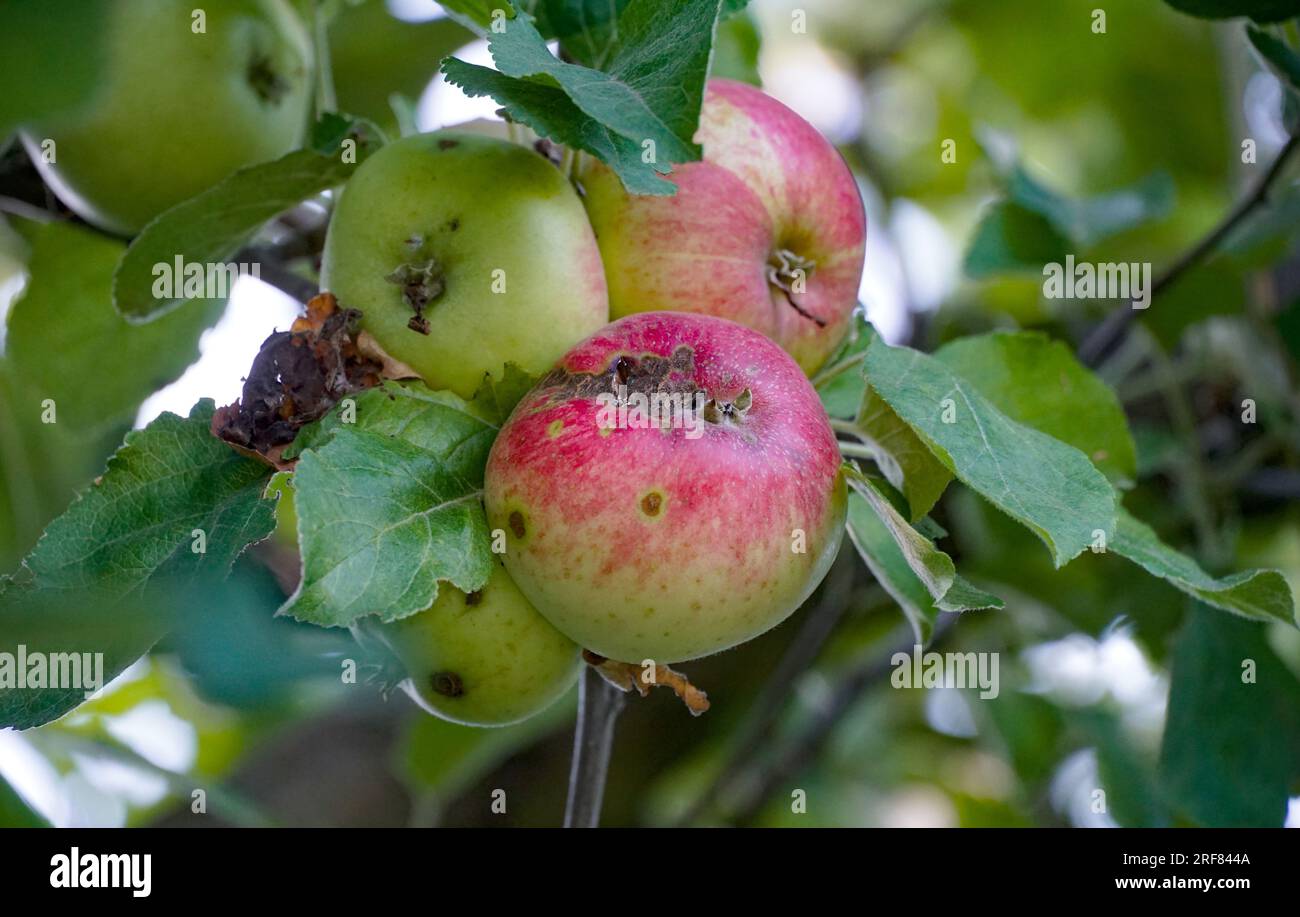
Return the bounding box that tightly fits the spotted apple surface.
[580,78,867,376]
[485,312,847,664]
[321,130,609,400]
[355,560,581,727]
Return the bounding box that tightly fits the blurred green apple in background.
[16,0,312,235]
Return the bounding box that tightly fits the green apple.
[17,0,312,235]
[320,130,610,400]
[354,561,582,727]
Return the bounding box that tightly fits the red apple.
[484,312,847,663]
[579,78,867,375]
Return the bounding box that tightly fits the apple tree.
[0,0,1298,829]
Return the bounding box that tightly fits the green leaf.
[1163,0,1300,23]
[113,114,384,322]
[280,384,498,627]
[813,311,870,418]
[963,202,1070,278]
[443,0,721,195]
[1007,169,1174,248]
[0,401,276,729]
[1075,708,1171,828]
[437,0,505,31]
[0,771,50,827]
[934,331,1138,485]
[6,222,221,435]
[844,467,1001,642]
[1113,509,1296,625]
[1246,25,1300,92]
[710,5,762,85]
[440,63,672,195]
[865,335,1117,567]
[469,363,538,426]
[851,385,953,521]
[1159,606,1300,826]
[12,401,276,600]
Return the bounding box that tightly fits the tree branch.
[1079,132,1300,367]
[673,547,860,826]
[563,664,626,828]
[726,615,955,827]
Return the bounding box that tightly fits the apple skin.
[321,131,609,400]
[19,0,312,236]
[354,560,581,727]
[579,78,866,376]
[484,312,847,664]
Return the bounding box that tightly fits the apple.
[17,0,312,236]
[579,78,867,375]
[354,560,581,727]
[484,311,847,664]
[321,130,610,400]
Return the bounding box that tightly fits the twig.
[311,1,337,116]
[673,547,860,826]
[1079,132,1300,367]
[236,245,320,305]
[563,664,626,828]
[727,615,955,827]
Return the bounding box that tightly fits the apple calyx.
[384,258,446,335]
[247,54,291,105]
[583,651,711,716]
[766,248,826,327]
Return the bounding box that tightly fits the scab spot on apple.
[508,511,527,539]
[246,54,291,106]
[430,671,465,697]
[384,259,446,335]
[640,491,664,517]
[464,590,483,607]
[437,138,459,150]
[535,345,700,404]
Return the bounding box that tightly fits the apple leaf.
[851,384,953,522]
[934,331,1138,485]
[113,114,384,322]
[963,202,1070,278]
[281,383,498,627]
[0,771,50,827]
[844,466,1002,642]
[470,363,539,426]
[6,222,222,436]
[0,401,277,729]
[1113,509,1296,626]
[864,335,1117,567]
[442,0,722,195]
[1162,0,1300,23]
[813,311,870,417]
[965,139,1173,277]
[1159,606,1300,827]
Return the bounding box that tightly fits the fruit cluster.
[325,79,863,725]
[20,1,866,727]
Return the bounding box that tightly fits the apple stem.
[563,665,626,828]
